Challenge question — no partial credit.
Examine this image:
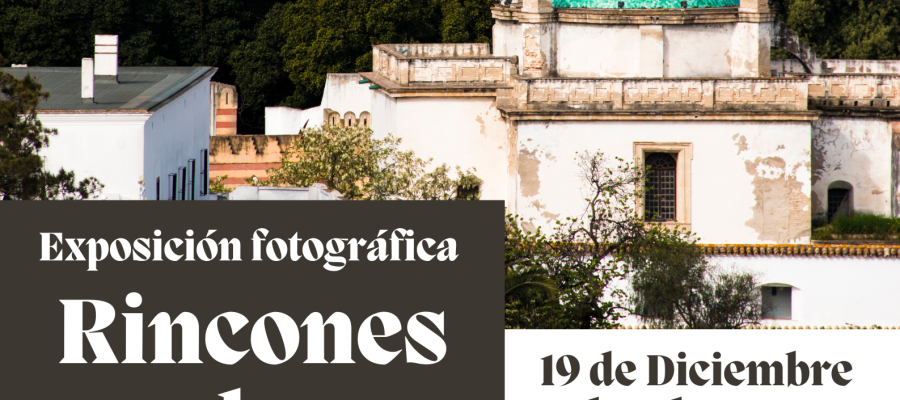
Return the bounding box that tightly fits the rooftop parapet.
[499,77,809,112]
[372,44,516,86]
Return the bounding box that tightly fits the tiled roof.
[698,244,900,258]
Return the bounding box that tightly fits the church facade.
[265,0,900,325]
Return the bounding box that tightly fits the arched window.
[644,152,677,221]
[827,181,853,220]
[359,111,371,128]
[343,112,356,127]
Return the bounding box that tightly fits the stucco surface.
[38,114,148,200]
[557,25,640,78]
[663,24,733,77]
[393,98,510,201]
[515,120,812,244]
[811,116,893,218]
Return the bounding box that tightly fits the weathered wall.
[556,24,640,78]
[209,135,301,187]
[515,120,812,244]
[493,19,523,72]
[392,97,510,201]
[211,82,237,136]
[144,76,212,200]
[811,116,893,219]
[37,113,148,200]
[730,22,772,77]
[663,24,733,78]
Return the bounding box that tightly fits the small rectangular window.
[188,159,196,201]
[168,173,177,201]
[155,177,160,201]
[178,167,187,201]
[762,286,792,320]
[200,149,209,196]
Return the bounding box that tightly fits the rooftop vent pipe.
[81,58,94,103]
[94,35,118,83]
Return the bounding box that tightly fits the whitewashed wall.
[614,255,900,327]
[557,24,641,78]
[394,97,510,201]
[663,24,734,78]
[515,120,813,244]
[38,113,149,200]
[265,106,323,135]
[322,73,379,116]
[493,20,522,72]
[811,116,893,218]
[144,77,212,200]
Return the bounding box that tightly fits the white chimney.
[94,35,118,83]
[81,58,94,103]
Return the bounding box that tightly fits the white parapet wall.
[265,105,323,135]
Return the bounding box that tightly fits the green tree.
[261,124,481,201]
[505,151,657,329]
[0,68,103,200]
[772,0,900,59]
[439,0,495,43]
[625,229,768,329]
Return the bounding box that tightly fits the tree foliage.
[625,229,768,329]
[772,0,900,59]
[261,124,481,201]
[0,68,103,200]
[505,151,770,329]
[505,152,653,329]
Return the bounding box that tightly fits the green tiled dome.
[553,0,739,8]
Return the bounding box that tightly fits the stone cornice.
[499,108,820,121]
[492,5,774,25]
[359,72,511,98]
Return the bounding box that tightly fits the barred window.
[644,152,676,221]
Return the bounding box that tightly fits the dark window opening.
[178,167,187,201]
[200,150,208,196]
[762,286,792,319]
[168,173,176,201]
[644,152,677,221]
[188,159,196,201]
[155,177,160,201]
[827,188,850,220]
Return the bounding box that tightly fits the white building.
[1,35,215,200]
[266,0,900,326]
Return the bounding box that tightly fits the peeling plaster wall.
[515,120,812,244]
[811,116,893,219]
[556,24,640,78]
[493,19,522,72]
[730,22,772,77]
[663,24,733,78]
[392,97,510,201]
